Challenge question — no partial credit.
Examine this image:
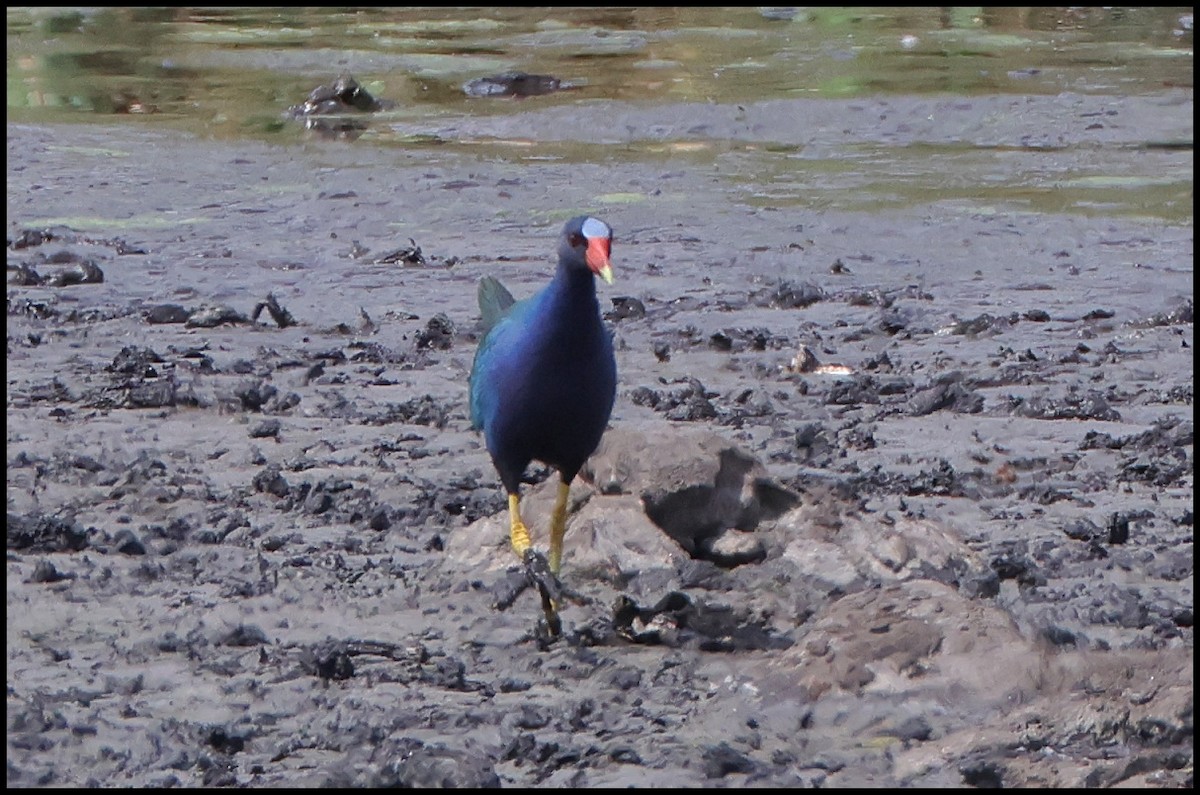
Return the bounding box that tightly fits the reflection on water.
[5,7,1194,221]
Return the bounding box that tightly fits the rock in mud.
[462,72,571,98]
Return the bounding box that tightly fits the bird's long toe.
[523,548,563,638]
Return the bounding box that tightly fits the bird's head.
[560,215,614,285]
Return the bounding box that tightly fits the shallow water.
[7,7,1194,222]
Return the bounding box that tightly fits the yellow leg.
[508,493,531,556]
[547,480,571,575]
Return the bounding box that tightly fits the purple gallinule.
[469,216,617,626]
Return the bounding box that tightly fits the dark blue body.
[470,263,616,494]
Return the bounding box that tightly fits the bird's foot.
[492,549,582,642]
[523,548,563,639]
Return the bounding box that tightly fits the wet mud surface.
[6,102,1194,788]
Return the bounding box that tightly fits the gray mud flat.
[5,100,1193,788]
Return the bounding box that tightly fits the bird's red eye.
[569,233,585,248]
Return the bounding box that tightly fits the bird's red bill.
[586,237,614,284]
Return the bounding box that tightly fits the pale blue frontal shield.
[582,217,611,240]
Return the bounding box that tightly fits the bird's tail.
[478,275,516,332]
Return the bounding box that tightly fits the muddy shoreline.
[6,108,1193,787]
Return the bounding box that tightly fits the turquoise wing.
[477,275,516,334]
[469,276,528,430]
